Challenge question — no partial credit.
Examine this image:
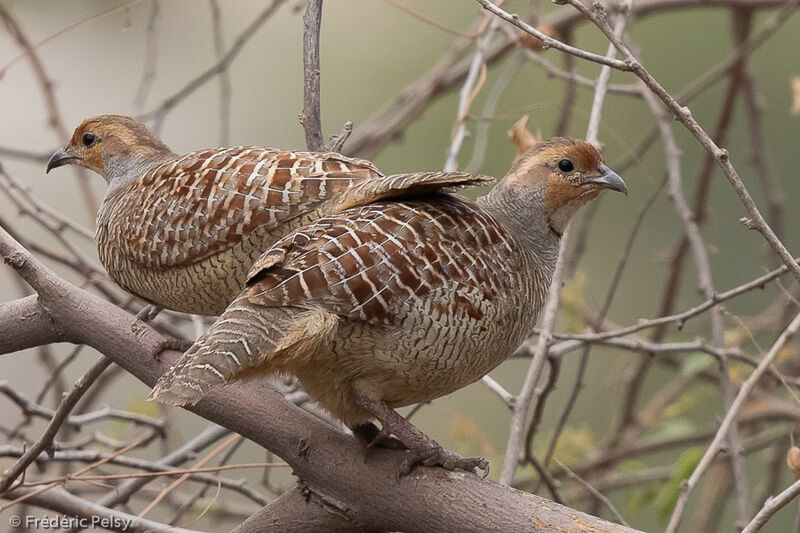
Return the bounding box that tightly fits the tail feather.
[148,294,338,406]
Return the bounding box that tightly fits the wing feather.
[245,195,516,325]
[103,147,381,269]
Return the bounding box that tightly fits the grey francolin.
[149,137,627,473]
[47,115,482,315]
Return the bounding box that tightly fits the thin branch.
[133,0,160,113]
[585,2,630,144]
[0,4,98,214]
[328,122,353,153]
[83,424,231,516]
[545,258,798,343]
[562,0,800,283]
[208,0,232,145]
[666,311,800,533]
[300,0,325,151]
[641,78,751,525]
[0,357,113,494]
[4,484,204,533]
[499,234,569,485]
[743,476,800,533]
[443,15,497,171]
[556,460,630,527]
[139,0,286,127]
[466,52,524,173]
[475,0,632,70]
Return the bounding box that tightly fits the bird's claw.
[397,446,489,480]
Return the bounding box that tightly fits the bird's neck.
[477,180,560,335]
[477,178,561,261]
[104,148,177,198]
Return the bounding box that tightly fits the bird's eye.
[557,159,574,173]
[82,133,96,147]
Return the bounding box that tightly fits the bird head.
[499,137,626,237]
[46,115,174,183]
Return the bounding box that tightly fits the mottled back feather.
[99,147,381,269]
[245,194,519,325]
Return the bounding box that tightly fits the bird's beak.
[46,147,76,173]
[586,164,627,195]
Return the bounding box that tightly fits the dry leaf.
[517,23,559,53]
[787,445,800,479]
[792,76,800,115]
[508,115,540,155]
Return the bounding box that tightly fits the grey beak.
[586,164,627,195]
[46,147,75,173]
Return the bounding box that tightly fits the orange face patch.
[545,176,600,211]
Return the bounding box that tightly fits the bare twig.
[475,0,631,70]
[641,79,751,525]
[585,2,631,144]
[209,0,232,145]
[0,4,98,214]
[556,460,629,527]
[667,311,800,533]
[139,0,286,128]
[300,0,325,151]
[743,476,800,533]
[133,0,160,113]
[443,15,498,171]
[0,357,113,494]
[328,122,353,153]
[499,235,569,485]
[564,0,800,282]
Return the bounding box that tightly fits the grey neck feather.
[477,180,560,263]
[103,150,176,199]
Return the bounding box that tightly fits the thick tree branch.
[231,486,360,533]
[0,295,61,353]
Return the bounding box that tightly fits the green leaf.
[681,352,711,376]
[654,447,703,522]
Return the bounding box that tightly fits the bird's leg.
[351,422,407,450]
[136,305,192,360]
[352,388,489,477]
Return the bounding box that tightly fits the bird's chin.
[576,188,602,201]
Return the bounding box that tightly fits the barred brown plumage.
[47,115,488,314]
[149,137,627,475]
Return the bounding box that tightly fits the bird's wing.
[244,195,516,324]
[329,170,495,212]
[108,147,382,268]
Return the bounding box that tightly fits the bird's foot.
[400,446,489,478]
[351,386,489,479]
